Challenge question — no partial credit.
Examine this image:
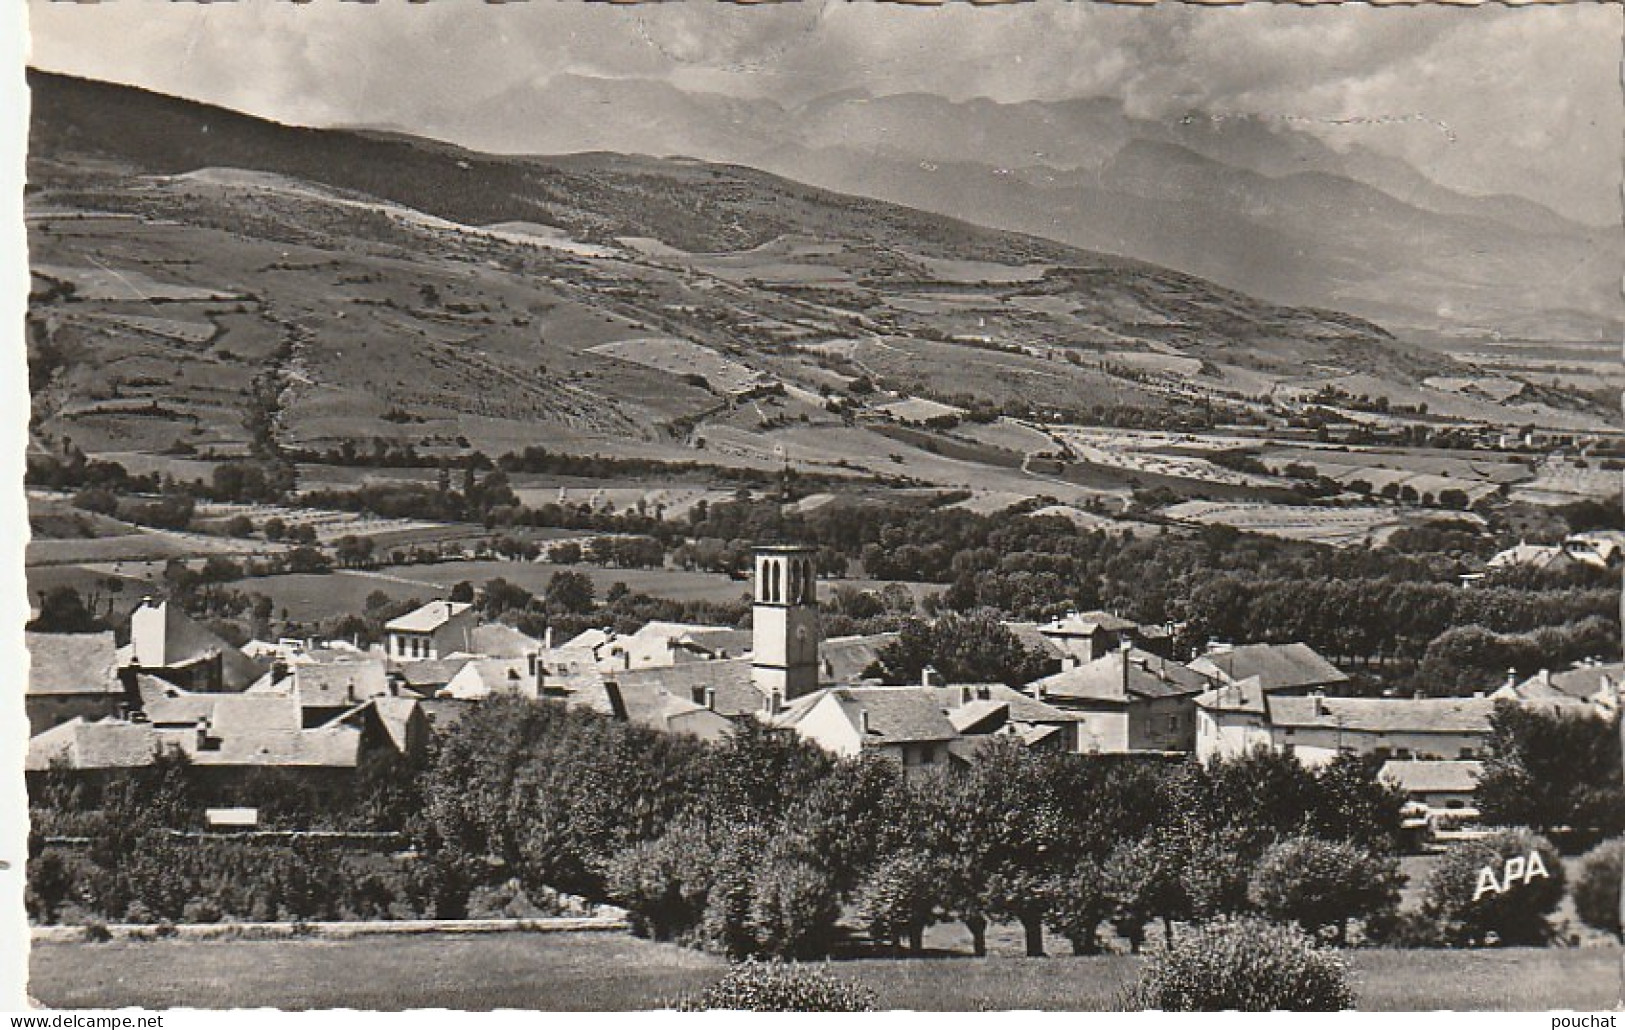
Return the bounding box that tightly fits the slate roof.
[26,631,121,696]
[396,657,470,690]
[1033,650,1210,703]
[368,696,423,754]
[948,683,1086,724]
[443,657,535,700]
[199,725,361,768]
[293,657,389,709]
[602,621,741,670]
[210,694,304,736]
[819,633,896,683]
[1017,723,1063,747]
[1268,696,1494,735]
[679,627,755,659]
[27,718,159,771]
[385,600,472,634]
[1527,663,1625,701]
[1039,611,1137,636]
[1000,623,1068,661]
[949,699,1008,734]
[780,687,960,744]
[562,628,612,653]
[418,698,475,731]
[469,623,543,659]
[606,677,735,741]
[1193,676,1269,716]
[127,600,263,689]
[1379,759,1483,796]
[1189,643,1348,693]
[610,658,763,718]
[136,675,218,726]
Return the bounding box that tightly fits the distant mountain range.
[437,75,1622,341]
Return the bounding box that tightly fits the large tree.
[1248,836,1403,944]
[1475,701,1624,840]
[877,610,1052,686]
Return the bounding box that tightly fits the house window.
[1283,728,1295,738]
[1446,799,1465,810]
[920,746,935,765]
[1458,748,1477,759]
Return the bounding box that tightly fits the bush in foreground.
[673,960,878,1011]
[1127,916,1355,1012]
[1248,836,1402,944]
[1422,828,1565,946]
[1572,837,1621,940]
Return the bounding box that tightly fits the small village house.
[384,600,477,662]
[1027,644,1209,753]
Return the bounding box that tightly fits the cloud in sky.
[25,0,1623,226]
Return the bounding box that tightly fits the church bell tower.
[752,545,821,704]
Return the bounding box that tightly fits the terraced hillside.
[30,69,1598,478]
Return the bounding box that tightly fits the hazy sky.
[25,0,1624,226]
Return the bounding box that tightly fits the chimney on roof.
[1471,691,1485,699]
[1505,667,1519,690]
[1120,638,1133,696]
[1036,681,1048,701]
[544,626,553,650]
[767,690,783,717]
[1539,669,1552,686]
[922,665,945,688]
[527,652,538,678]
[704,687,716,711]
[859,709,870,735]
[960,685,973,706]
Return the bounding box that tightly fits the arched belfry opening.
[752,545,821,702]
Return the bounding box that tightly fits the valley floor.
[29,930,1622,1012]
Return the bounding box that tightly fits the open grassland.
[30,931,1621,1012]
[1161,500,1422,548]
[233,561,753,623]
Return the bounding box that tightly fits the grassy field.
[30,930,1622,1011]
[233,559,940,623]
